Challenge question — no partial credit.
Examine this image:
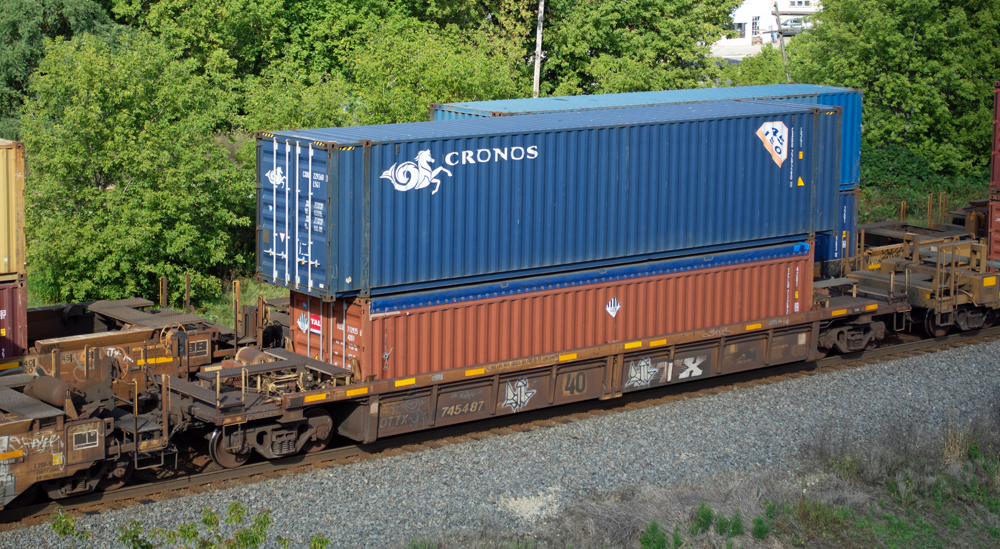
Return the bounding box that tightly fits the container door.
[258,139,331,294]
[289,291,365,375]
[0,281,25,360]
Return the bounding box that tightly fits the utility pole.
[774,2,791,83]
[533,0,545,98]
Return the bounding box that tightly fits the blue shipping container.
[815,187,859,263]
[431,84,862,189]
[257,100,841,297]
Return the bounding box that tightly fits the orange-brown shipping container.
[0,280,27,364]
[289,242,813,381]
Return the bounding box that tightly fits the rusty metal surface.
[991,201,1000,266]
[0,140,24,282]
[290,246,814,384]
[0,281,26,362]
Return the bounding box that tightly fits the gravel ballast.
[1,340,998,547]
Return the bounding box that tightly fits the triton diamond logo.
[380,150,453,194]
[605,298,621,318]
[756,122,789,167]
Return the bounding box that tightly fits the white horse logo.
[266,167,286,189]
[380,150,453,195]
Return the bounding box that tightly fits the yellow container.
[0,140,25,281]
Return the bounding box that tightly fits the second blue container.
[431,84,862,190]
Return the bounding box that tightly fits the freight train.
[0,83,997,511]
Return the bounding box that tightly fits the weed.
[752,516,770,540]
[671,525,683,549]
[831,453,860,478]
[51,508,93,547]
[729,510,745,536]
[715,514,731,536]
[690,501,714,535]
[944,426,972,466]
[408,539,439,549]
[639,521,667,549]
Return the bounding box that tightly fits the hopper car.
[0,83,999,511]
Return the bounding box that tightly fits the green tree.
[789,0,1000,173]
[111,0,287,79]
[345,15,527,124]
[719,44,786,87]
[0,0,120,139]
[241,63,355,132]
[540,0,741,95]
[21,32,252,304]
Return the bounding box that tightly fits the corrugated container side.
[430,85,862,188]
[259,101,839,297]
[990,201,1000,266]
[993,82,999,196]
[290,242,813,380]
[815,187,859,263]
[0,281,27,361]
[0,140,25,282]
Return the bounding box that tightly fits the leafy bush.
[752,516,770,539]
[639,520,667,549]
[690,501,714,535]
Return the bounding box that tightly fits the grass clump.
[689,501,713,535]
[638,520,666,549]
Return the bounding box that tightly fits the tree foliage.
[345,15,527,124]
[789,0,1000,173]
[21,33,252,304]
[541,0,740,95]
[719,44,786,87]
[0,0,120,138]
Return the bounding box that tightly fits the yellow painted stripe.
[466,367,485,376]
[0,361,19,371]
[624,341,642,349]
[831,309,847,316]
[346,387,368,397]
[985,276,996,287]
[202,365,223,372]
[138,357,173,366]
[0,449,23,460]
[746,323,762,330]
[395,378,416,387]
[650,339,667,347]
[865,304,878,311]
[304,393,328,403]
[559,353,577,361]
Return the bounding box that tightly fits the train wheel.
[96,456,134,491]
[301,408,334,454]
[981,309,995,330]
[924,312,950,338]
[209,429,251,469]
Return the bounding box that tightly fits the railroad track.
[3,325,998,529]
